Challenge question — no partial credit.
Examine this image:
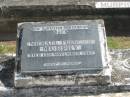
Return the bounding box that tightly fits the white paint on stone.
[0,81,10,91]
[4,53,16,57]
[95,2,130,8]
[0,87,8,91]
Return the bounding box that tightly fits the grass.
[0,37,130,54]
[107,37,130,49]
[0,42,16,54]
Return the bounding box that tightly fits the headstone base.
[15,66,111,88]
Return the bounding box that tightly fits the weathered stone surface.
[0,0,94,6]
[0,0,130,41]
[0,0,130,7]
[17,20,107,73]
[110,49,130,85]
[1,15,130,41]
[0,55,15,87]
[14,20,111,87]
[0,49,130,96]
[0,0,130,19]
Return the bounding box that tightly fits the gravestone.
[15,20,111,87]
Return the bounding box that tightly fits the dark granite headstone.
[16,20,108,74]
[15,20,110,87]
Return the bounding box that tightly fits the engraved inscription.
[27,51,96,58]
[43,62,82,67]
[20,20,104,72]
[33,25,88,34]
[96,2,130,8]
[26,40,96,58]
[27,40,95,46]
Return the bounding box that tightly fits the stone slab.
[17,20,108,74]
[0,0,94,6]
[0,0,130,8]
[0,49,130,96]
[14,68,111,88]
[14,20,111,87]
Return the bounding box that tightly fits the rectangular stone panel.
[17,20,108,73]
[95,1,130,8]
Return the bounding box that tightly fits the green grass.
[0,37,130,54]
[0,42,16,54]
[107,37,130,49]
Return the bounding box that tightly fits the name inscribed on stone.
[18,20,106,73]
[95,2,130,8]
[27,40,95,58]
